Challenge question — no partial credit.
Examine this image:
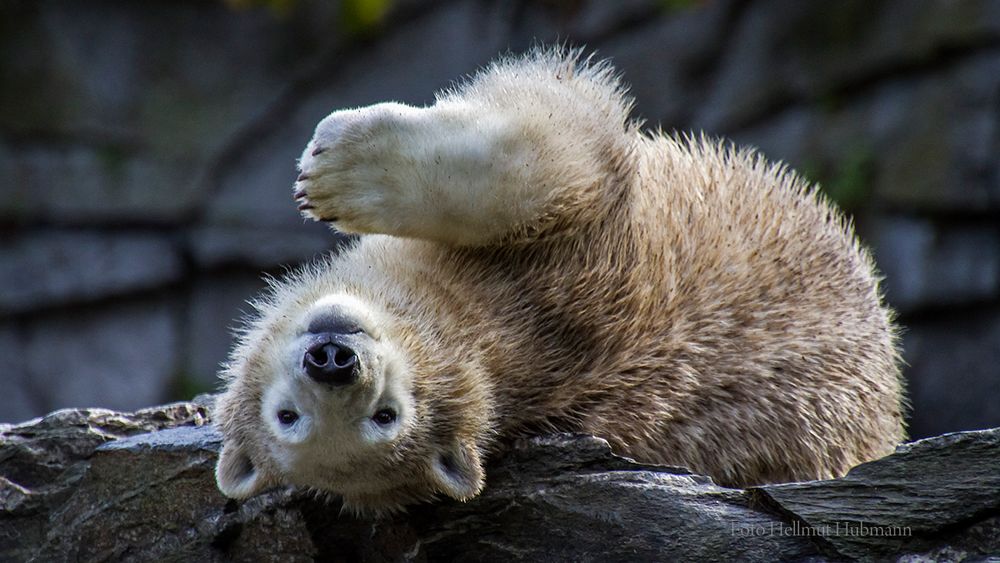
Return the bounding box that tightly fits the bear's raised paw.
[294,102,426,233]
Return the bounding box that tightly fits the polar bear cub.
[215,49,905,515]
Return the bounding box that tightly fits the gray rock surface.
[902,310,1000,439]
[183,273,271,387]
[696,0,1000,132]
[600,0,731,128]
[870,217,1000,313]
[729,48,1000,213]
[186,225,338,270]
[755,428,1000,560]
[0,324,36,423]
[0,403,208,562]
[0,142,202,224]
[0,230,183,314]
[21,299,180,415]
[1,401,998,561]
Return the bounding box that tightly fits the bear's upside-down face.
[214,294,485,514]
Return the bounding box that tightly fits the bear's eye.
[277,409,299,425]
[372,408,396,426]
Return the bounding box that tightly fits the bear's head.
[214,290,491,515]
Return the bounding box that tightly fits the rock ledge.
[1,401,997,562]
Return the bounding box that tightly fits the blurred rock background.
[0,0,997,439]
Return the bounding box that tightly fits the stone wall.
[1,0,998,438]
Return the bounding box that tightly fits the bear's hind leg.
[295,50,634,246]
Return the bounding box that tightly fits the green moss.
[826,145,875,210]
[800,159,824,188]
[98,145,128,177]
[789,0,874,51]
[168,371,215,403]
[0,3,78,133]
[340,0,393,37]
[660,0,700,12]
[801,144,875,211]
[817,92,843,114]
[223,0,299,18]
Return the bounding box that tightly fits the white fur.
[295,55,631,246]
[296,102,533,244]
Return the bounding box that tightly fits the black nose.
[303,341,358,385]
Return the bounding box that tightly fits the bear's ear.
[429,439,484,501]
[216,441,266,499]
